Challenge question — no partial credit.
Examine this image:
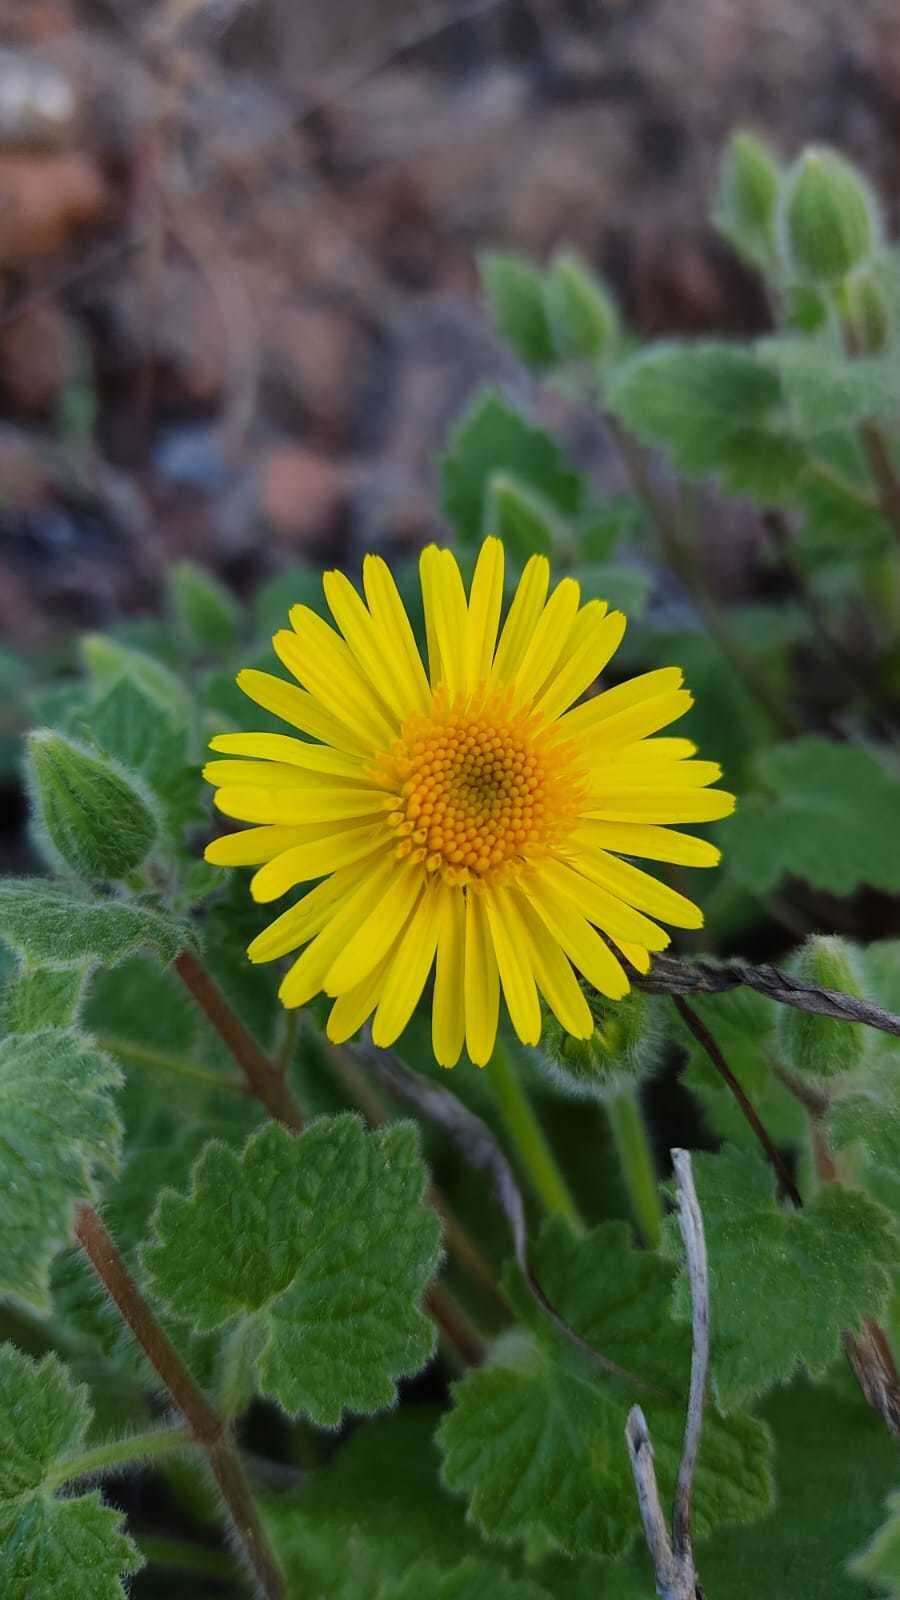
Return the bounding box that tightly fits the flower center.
[381,692,585,886]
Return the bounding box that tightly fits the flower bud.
[781,148,879,284]
[846,268,891,354]
[539,990,663,1100]
[170,561,240,652]
[714,130,782,270]
[545,252,620,363]
[27,729,158,882]
[777,936,868,1084]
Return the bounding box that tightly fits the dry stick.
[630,951,900,1041]
[672,996,802,1207]
[626,1149,708,1600]
[174,952,480,1368]
[173,950,305,1132]
[74,1204,284,1600]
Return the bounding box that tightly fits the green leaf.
[852,1489,900,1592]
[144,1115,442,1425]
[727,738,900,895]
[0,1347,142,1600]
[481,254,556,371]
[382,1560,549,1600]
[486,474,555,558]
[78,679,203,842]
[441,391,582,545]
[4,965,88,1033]
[26,730,158,882]
[438,1220,773,1560]
[767,339,900,436]
[544,253,619,363]
[606,342,782,473]
[574,563,651,618]
[702,1382,898,1600]
[0,1029,122,1309]
[0,879,188,971]
[170,561,241,651]
[81,635,193,730]
[713,130,782,273]
[667,1146,898,1410]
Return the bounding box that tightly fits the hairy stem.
[174,949,304,1131]
[606,1087,663,1249]
[486,1044,583,1232]
[45,1425,193,1491]
[74,1204,284,1600]
[95,1034,245,1095]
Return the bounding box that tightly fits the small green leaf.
[170,561,241,651]
[441,391,582,546]
[727,738,900,895]
[667,1146,898,1410]
[0,1348,142,1600]
[852,1489,900,1592]
[438,1220,773,1560]
[78,680,204,842]
[4,965,88,1034]
[606,342,782,476]
[0,1029,122,1309]
[144,1115,442,1425]
[767,338,899,436]
[81,635,193,730]
[486,474,555,558]
[574,563,651,618]
[544,252,619,363]
[713,130,782,273]
[0,879,188,971]
[481,254,556,371]
[27,730,158,882]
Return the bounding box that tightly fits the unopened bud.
[714,130,782,271]
[778,936,868,1083]
[170,561,240,652]
[539,990,663,1100]
[781,148,879,284]
[27,729,158,882]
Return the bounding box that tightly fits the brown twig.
[173,950,305,1132]
[860,422,900,551]
[74,1204,284,1600]
[671,997,803,1207]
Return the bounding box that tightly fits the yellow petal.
[464,890,500,1067]
[608,737,698,766]
[371,883,443,1046]
[464,537,504,691]
[509,888,593,1038]
[513,577,581,705]
[203,759,360,791]
[278,854,398,1005]
[363,555,431,715]
[483,885,542,1046]
[489,554,550,690]
[615,941,652,974]
[323,568,415,722]
[204,825,303,867]
[568,848,703,929]
[533,859,669,952]
[276,617,395,750]
[533,605,625,723]
[572,820,721,868]
[209,732,371,783]
[432,884,466,1068]
[428,548,469,702]
[558,666,683,738]
[213,784,391,827]
[583,787,736,825]
[250,820,390,902]
[419,545,445,689]
[591,759,722,794]
[523,882,630,1001]
[236,668,367,754]
[324,864,424,995]
[326,952,392,1044]
[248,856,385,963]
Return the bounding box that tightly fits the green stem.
[136,1536,237,1581]
[45,1425,193,1491]
[606,1088,663,1249]
[95,1035,245,1095]
[486,1045,582,1232]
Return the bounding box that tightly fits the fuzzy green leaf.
[81,634,193,729]
[78,679,203,841]
[768,339,899,436]
[727,738,900,895]
[486,474,556,559]
[667,1146,898,1410]
[441,391,582,545]
[144,1115,442,1425]
[544,252,619,363]
[607,342,780,467]
[170,561,241,651]
[575,563,651,618]
[0,1348,141,1600]
[0,879,188,971]
[481,255,556,371]
[0,1029,122,1309]
[438,1220,773,1560]
[852,1490,900,1592]
[3,965,89,1034]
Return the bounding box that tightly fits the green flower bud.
[27,729,158,883]
[846,268,891,354]
[539,990,663,1101]
[714,130,782,271]
[170,561,240,652]
[545,252,620,363]
[780,148,880,284]
[778,936,869,1084]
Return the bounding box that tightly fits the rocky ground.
[2,0,899,650]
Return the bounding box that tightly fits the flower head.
[204,540,733,1066]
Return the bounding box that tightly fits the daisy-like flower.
[204,539,734,1067]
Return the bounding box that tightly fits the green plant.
[2,133,900,1600]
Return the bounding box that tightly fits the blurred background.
[2,0,900,649]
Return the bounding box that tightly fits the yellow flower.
[204,539,734,1067]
